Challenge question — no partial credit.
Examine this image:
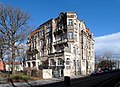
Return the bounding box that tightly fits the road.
[1,71,120,87]
[39,71,120,87]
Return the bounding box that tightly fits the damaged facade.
[26,12,95,77]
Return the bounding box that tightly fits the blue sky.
[1,0,120,56]
[1,0,120,37]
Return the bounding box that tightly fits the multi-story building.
[26,12,95,77]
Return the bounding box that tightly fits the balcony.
[55,52,63,57]
[56,49,64,53]
[53,38,67,45]
[54,28,63,34]
[67,26,74,30]
[53,49,64,55]
[39,36,44,40]
[26,48,39,56]
[64,47,71,53]
[26,57,31,61]
[48,50,64,57]
[68,38,74,42]
[26,50,32,55]
[26,56,36,61]
[55,38,61,42]
[26,41,31,45]
[32,57,36,60]
[32,49,39,54]
[48,53,54,58]
[62,38,67,43]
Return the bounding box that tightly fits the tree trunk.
[3,61,6,72]
[11,34,16,74]
[0,48,6,72]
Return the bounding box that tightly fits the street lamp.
[73,60,76,75]
[73,46,77,75]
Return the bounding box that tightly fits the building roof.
[30,29,40,38]
[86,28,91,35]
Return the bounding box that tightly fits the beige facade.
[26,12,95,77]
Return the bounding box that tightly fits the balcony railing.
[26,57,31,60]
[26,50,33,55]
[39,36,44,40]
[26,48,39,56]
[26,57,36,60]
[55,53,63,57]
[67,26,74,30]
[68,38,74,42]
[53,38,67,45]
[64,47,71,53]
[32,57,36,60]
[54,38,61,42]
[54,28,63,34]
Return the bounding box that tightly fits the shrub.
[22,75,30,81]
[11,74,30,81]
[11,75,22,80]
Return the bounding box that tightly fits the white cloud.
[95,32,120,55]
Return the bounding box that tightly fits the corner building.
[26,12,95,77]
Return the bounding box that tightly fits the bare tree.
[96,50,115,69]
[16,44,27,68]
[0,4,31,74]
[0,33,6,71]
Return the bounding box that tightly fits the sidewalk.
[0,75,85,87]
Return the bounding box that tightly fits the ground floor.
[48,52,94,77]
[26,52,94,77]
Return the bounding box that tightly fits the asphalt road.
[1,71,120,87]
[39,71,120,87]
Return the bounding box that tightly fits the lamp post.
[73,46,77,75]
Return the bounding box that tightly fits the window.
[73,60,76,66]
[47,23,51,28]
[47,28,51,32]
[32,62,36,67]
[32,42,34,49]
[48,38,51,44]
[66,66,71,69]
[37,53,40,59]
[27,62,30,67]
[68,19,73,26]
[69,32,73,39]
[50,59,55,66]
[38,32,39,38]
[75,34,77,41]
[83,37,86,44]
[46,38,49,44]
[57,58,63,65]
[92,43,94,49]
[58,23,63,29]
[41,30,44,36]
[66,58,70,65]
[77,60,79,67]
[48,49,50,54]
[41,41,43,46]
[74,23,77,30]
[79,23,81,31]
[41,51,44,56]
[74,14,77,18]
[73,46,76,55]
[38,62,40,66]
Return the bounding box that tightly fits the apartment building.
[26,12,95,77]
